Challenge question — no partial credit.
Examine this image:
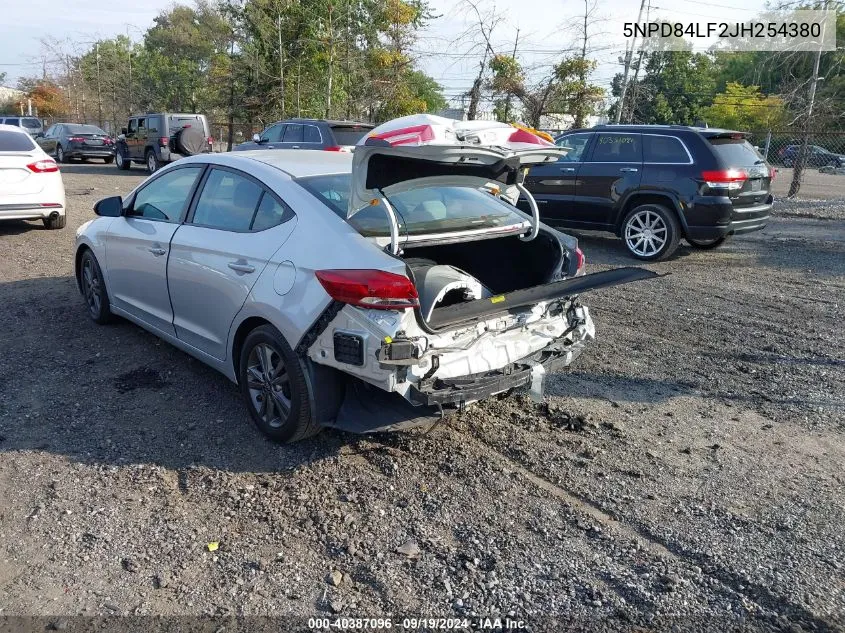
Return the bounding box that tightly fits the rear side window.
[0,130,36,151]
[330,125,372,146]
[644,135,690,163]
[130,166,203,221]
[192,168,263,231]
[590,133,642,162]
[251,193,294,231]
[4,118,20,126]
[303,125,322,143]
[283,124,304,143]
[22,118,41,129]
[708,138,764,166]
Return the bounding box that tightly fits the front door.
[104,166,204,335]
[575,132,643,227]
[523,132,593,225]
[168,167,297,359]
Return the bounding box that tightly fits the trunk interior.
[402,231,566,328]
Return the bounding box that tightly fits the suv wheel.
[146,150,159,173]
[622,204,681,261]
[115,149,130,170]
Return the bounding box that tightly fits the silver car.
[75,147,656,442]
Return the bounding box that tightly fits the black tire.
[145,149,159,173]
[687,235,728,249]
[104,156,114,164]
[79,249,113,324]
[115,148,130,170]
[56,145,66,163]
[238,325,323,443]
[42,213,66,230]
[621,203,681,261]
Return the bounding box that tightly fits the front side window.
[643,135,690,164]
[555,133,592,162]
[191,168,263,231]
[44,125,55,137]
[590,133,642,162]
[129,166,203,221]
[127,119,138,135]
[300,174,528,238]
[261,123,285,143]
[137,118,147,136]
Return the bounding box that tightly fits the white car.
[0,124,66,229]
[75,124,656,442]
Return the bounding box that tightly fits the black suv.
[115,113,212,173]
[521,125,774,261]
[233,118,373,152]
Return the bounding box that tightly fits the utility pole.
[627,0,651,123]
[96,42,103,128]
[788,0,828,197]
[615,0,647,124]
[503,27,519,122]
[127,29,133,114]
[277,13,285,118]
[326,2,334,119]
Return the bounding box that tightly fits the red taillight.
[27,159,59,173]
[315,269,419,310]
[159,137,169,147]
[769,166,776,180]
[67,136,85,142]
[575,247,585,273]
[207,137,213,145]
[104,138,114,145]
[702,169,747,190]
[324,145,342,151]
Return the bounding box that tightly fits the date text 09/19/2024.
[308,617,528,630]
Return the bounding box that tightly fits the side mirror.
[94,196,123,217]
[121,127,128,135]
[36,132,44,138]
[253,133,262,143]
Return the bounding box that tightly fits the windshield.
[66,124,106,135]
[299,173,527,237]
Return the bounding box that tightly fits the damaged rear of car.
[296,129,658,434]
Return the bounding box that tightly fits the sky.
[1,0,771,107]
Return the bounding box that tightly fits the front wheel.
[115,150,130,170]
[79,249,113,324]
[687,236,728,249]
[56,145,66,163]
[239,325,321,443]
[621,204,681,261]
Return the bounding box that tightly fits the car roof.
[563,124,749,137]
[264,118,373,127]
[187,149,353,178]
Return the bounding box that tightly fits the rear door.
[167,167,297,359]
[104,165,204,335]
[707,135,771,209]
[575,131,643,227]
[522,132,593,225]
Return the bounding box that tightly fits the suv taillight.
[575,247,585,273]
[159,137,169,147]
[315,269,419,310]
[702,169,747,191]
[27,159,59,173]
[324,145,342,151]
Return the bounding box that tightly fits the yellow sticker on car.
[490,295,505,304]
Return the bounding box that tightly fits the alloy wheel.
[246,343,292,429]
[147,153,157,172]
[57,146,64,163]
[82,258,102,316]
[625,209,668,258]
[116,152,123,168]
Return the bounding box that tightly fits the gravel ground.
[0,163,843,631]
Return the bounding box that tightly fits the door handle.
[619,167,639,173]
[559,167,576,172]
[148,247,166,256]
[228,262,255,274]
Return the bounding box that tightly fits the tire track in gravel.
[446,423,843,632]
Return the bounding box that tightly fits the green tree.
[702,83,787,133]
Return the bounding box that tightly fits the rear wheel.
[79,249,113,324]
[42,214,66,230]
[145,150,159,173]
[621,204,681,261]
[687,236,728,249]
[238,325,321,443]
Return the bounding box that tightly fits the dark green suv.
[115,113,212,173]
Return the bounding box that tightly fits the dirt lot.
[0,163,844,631]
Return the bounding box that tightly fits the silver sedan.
[75,148,656,442]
